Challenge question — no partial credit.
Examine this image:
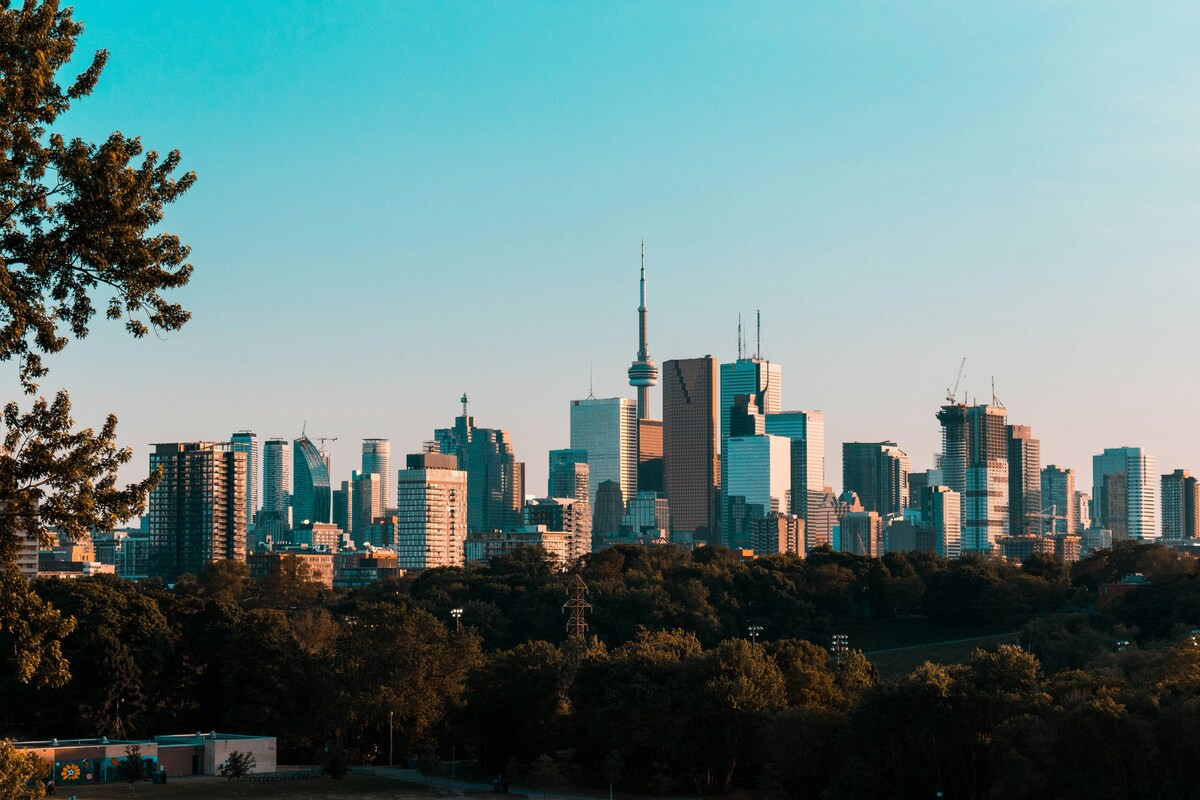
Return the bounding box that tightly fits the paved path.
[863,630,1020,655]
[371,766,680,800]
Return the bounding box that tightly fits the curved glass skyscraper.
[293,435,331,524]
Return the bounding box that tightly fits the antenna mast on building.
[461,393,469,418]
[737,313,743,360]
[756,309,762,359]
[562,573,592,636]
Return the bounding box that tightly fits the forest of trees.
[2,541,1199,799]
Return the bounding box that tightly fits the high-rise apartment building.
[720,355,781,533]
[293,435,332,525]
[1076,491,1092,531]
[1093,447,1157,541]
[362,439,392,511]
[724,434,791,548]
[261,438,290,527]
[148,442,247,580]
[939,403,1008,554]
[1041,465,1077,535]
[396,452,468,569]
[749,513,805,556]
[637,418,664,495]
[1006,425,1041,536]
[1160,469,1199,540]
[548,449,590,500]
[842,441,910,516]
[922,485,962,559]
[570,396,637,511]
[230,431,258,536]
[525,497,592,562]
[662,357,720,543]
[765,410,825,525]
[807,489,861,551]
[435,395,525,532]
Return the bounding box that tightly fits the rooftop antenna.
[588,362,596,400]
[737,313,743,360]
[756,309,762,360]
[460,392,469,418]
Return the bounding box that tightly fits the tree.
[219,751,256,780]
[0,0,195,681]
[0,739,46,800]
[117,744,145,785]
[527,753,564,798]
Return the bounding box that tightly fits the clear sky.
[33,1,1200,502]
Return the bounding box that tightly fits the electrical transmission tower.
[562,574,591,636]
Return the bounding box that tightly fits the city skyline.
[30,1,1200,502]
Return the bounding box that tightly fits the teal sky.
[35,1,1200,499]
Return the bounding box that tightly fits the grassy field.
[59,774,443,800]
[848,618,1021,678]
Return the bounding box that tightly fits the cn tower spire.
[628,239,658,420]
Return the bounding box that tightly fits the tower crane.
[946,357,966,404]
[316,436,338,454]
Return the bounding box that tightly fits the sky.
[28,1,1200,504]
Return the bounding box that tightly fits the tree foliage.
[0,738,45,799]
[218,750,256,780]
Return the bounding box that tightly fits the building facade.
[842,441,910,516]
[230,431,258,538]
[148,442,247,580]
[662,356,721,543]
[292,435,332,525]
[1161,469,1199,540]
[1093,447,1157,541]
[261,437,290,530]
[396,452,468,569]
[1006,425,1041,536]
[724,434,792,548]
[435,396,525,533]
[361,438,393,511]
[525,497,592,562]
[765,410,825,525]
[548,449,590,499]
[570,396,637,511]
[1041,465,1077,535]
[720,356,781,534]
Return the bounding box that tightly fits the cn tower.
[627,239,658,419]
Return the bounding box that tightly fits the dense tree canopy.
[2,542,1199,797]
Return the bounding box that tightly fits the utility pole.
[389,710,394,767]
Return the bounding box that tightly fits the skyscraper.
[352,470,382,538]
[1160,469,1198,540]
[435,395,525,532]
[839,511,884,557]
[765,410,825,525]
[662,357,720,543]
[362,438,392,511]
[570,396,637,509]
[842,441,910,516]
[148,442,247,580]
[548,449,589,500]
[332,479,353,535]
[724,434,791,548]
[261,437,290,526]
[230,431,258,535]
[293,435,332,525]
[964,404,1008,553]
[592,480,625,539]
[397,452,468,569]
[1041,465,1076,535]
[1006,425,1041,536]
[1093,447,1157,541]
[939,403,1008,554]
[720,344,781,534]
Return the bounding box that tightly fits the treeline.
[2,543,1199,798]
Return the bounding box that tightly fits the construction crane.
[946,357,966,404]
[316,436,338,454]
[991,376,1005,408]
